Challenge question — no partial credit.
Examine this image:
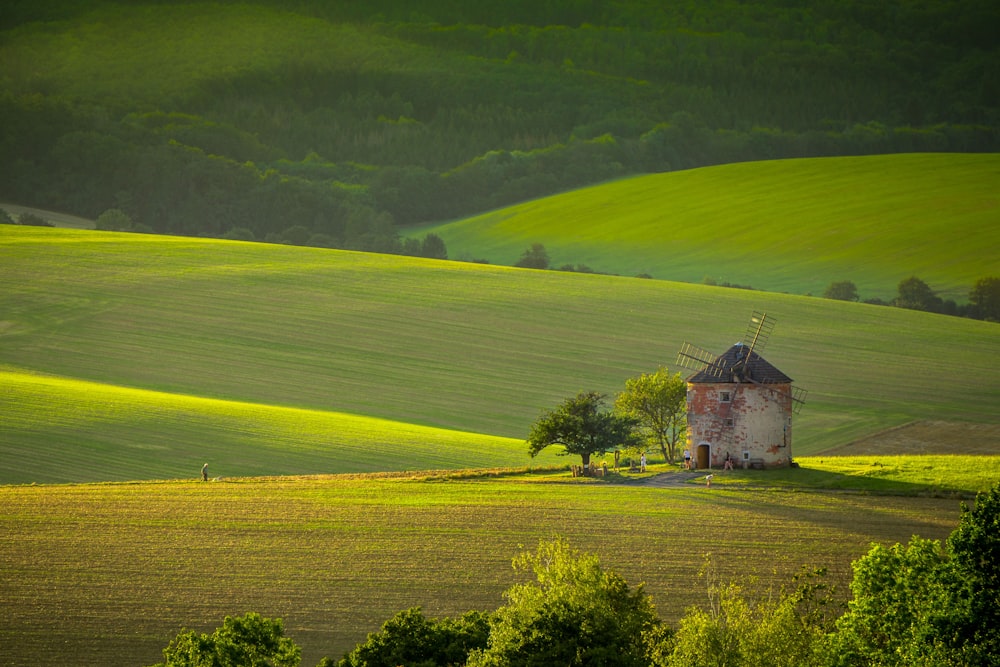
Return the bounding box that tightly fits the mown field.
[3,226,999,483]
[1,459,991,667]
[409,153,1000,301]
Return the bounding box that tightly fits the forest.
[1,0,997,250]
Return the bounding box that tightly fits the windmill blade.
[676,342,727,377]
[742,310,776,357]
[746,378,808,414]
[791,386,808,414]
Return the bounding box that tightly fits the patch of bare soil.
[821,420,1000,456]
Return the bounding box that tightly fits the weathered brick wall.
[687,381,793,468]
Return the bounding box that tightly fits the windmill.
[676,311,807,412]
[675,311,806,469]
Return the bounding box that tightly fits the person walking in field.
[640,452,646,472]
[202,463,209,481]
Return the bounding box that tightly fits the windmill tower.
[676,312,806,469]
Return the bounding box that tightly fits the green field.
[3,225,999,483]
[410,153,1000,301]
[0,463,987,667]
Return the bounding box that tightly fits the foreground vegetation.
[3,227,999,482]
[1,1,996,248]
[2,461,991,666]
[156,479,1000,666]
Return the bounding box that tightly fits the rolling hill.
[408,153,1000,302]
[2,224,998,483]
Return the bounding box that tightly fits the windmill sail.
[676,342,729,378]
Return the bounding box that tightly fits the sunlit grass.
[3,225,999,483]
[0,370,563,483]
[0,474,971,666]
[414,153,1000,301]
[689,455,1000,495]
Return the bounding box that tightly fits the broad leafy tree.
[95,208,133,231]
[946,483,1000,664]
[665,582,827,667]
[615,367,687,464]
[969,276,1000,321]
[514,243,549,270]
[823,280,859,301]
[895,276,941,312]
[330,607,489,667]
[527,391,640,471]
[420,233,448,260]
[153,612,301,667]
[828,483,1000,666]
[466,538,660,667]
[827,538,959,666]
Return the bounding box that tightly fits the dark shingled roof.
[687,343,793,384]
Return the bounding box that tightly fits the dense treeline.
[1,0,997,249]
[153,485,1000,666]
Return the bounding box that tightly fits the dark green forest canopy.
[2,0,997,241]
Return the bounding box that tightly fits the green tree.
[153,612,301,667]
[514,243,549,270]
[946,483,1000,664]
[466,538,660,667]
[527,391,640,472]
[18,211,53,227]
[95,208,133,231]
[823,280,859,302]
[332,607,489,667]
[826,483,1000,666]
[223,227,256,242]
[420,233,448,260]
[281,225,312,246]
[615,368,687,464]
[0,208,15,225]
[969,276,1000,321]
[828,537,966,666]
[895,276,941,312]
[665,582,827,667]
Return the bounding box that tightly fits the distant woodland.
[1,0,997,250]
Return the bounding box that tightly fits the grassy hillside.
[3,226,999,483]
[0,468,980,666]
[409,153,1000,301]
[0,371,563,484]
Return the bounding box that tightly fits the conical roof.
[686,343,793,384]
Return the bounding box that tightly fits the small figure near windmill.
[676,311,807,470]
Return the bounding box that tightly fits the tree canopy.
[467,538,660,667]
[823,280,859,302]
[330,607,489,667]
[527,391,640,470]
[615,368,687,464]
[895,276,942,312]
[153,612,301,667]
[969,276,1000,321]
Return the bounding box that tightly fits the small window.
[724,418,734,427]
[719,391,731,403]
